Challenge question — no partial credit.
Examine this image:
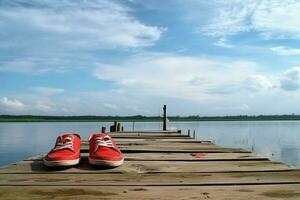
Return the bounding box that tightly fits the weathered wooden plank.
[1,171,300,186]
[80,143,249,153]
[0,160,294,174]
[0,185,300,200]
[113,138,198,142]
[82,140,213,146]
[98,139,213,144]
[116,142,224,149]
[108,135,191,139]
[82,141,217,149]
[84,149,249,153]
[24,153,268,162]
[107,133,185,137]
[124,152,267,161]
[117,131,179,134]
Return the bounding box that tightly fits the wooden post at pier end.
[101,126,106,133]
[110,125,114,132]
[163,105,167,131]
[117,123,121,132]
[114,121,118,131]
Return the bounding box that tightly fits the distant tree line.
[1,114,300,122]
[169,115,300,121]
[0,115,161,122]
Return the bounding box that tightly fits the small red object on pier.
[192,153,206,158]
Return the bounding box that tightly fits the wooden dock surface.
[0,131,300,199]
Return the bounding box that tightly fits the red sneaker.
[88,133,124,167]
[43,133,81,167]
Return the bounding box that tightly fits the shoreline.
[1,119,300,122]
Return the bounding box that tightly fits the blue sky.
[1,0,300,116]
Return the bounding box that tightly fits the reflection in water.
[0,121,299,168]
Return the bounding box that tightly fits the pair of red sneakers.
[43,133,123,167]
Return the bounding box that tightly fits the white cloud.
[213,38,234,48]
[0,57,73,74]
[0,0,163,49]
[93,53,268,101]
[280,67,300,91]
[201,0,300,39]
[214,103,250,112]
[33,101,55,113]
[270,46,300,56]
[0,0,164,74]
[244,75,274,92]
[103,103,118,110]
[32,87,64,96]
[0,97,25,111]
[0,95,68,114]
[3,63,300,115]
[0,59,48,74]
[201,0,259,36]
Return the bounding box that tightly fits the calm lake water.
[0,121,299,168]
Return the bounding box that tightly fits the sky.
[1,0,300,116]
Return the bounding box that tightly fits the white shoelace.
[53,136,74,151]
[94,135,113,152]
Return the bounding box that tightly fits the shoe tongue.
[61,133,75,140]
[92,133,105,141]
[56,134,74,144]
[95,133,106,138]
[93,133,115,152]
[54,134,75,152]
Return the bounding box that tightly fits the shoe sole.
[43,158,80,167]
[88,157,124,167]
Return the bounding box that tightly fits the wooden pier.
[0,130,300,199]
